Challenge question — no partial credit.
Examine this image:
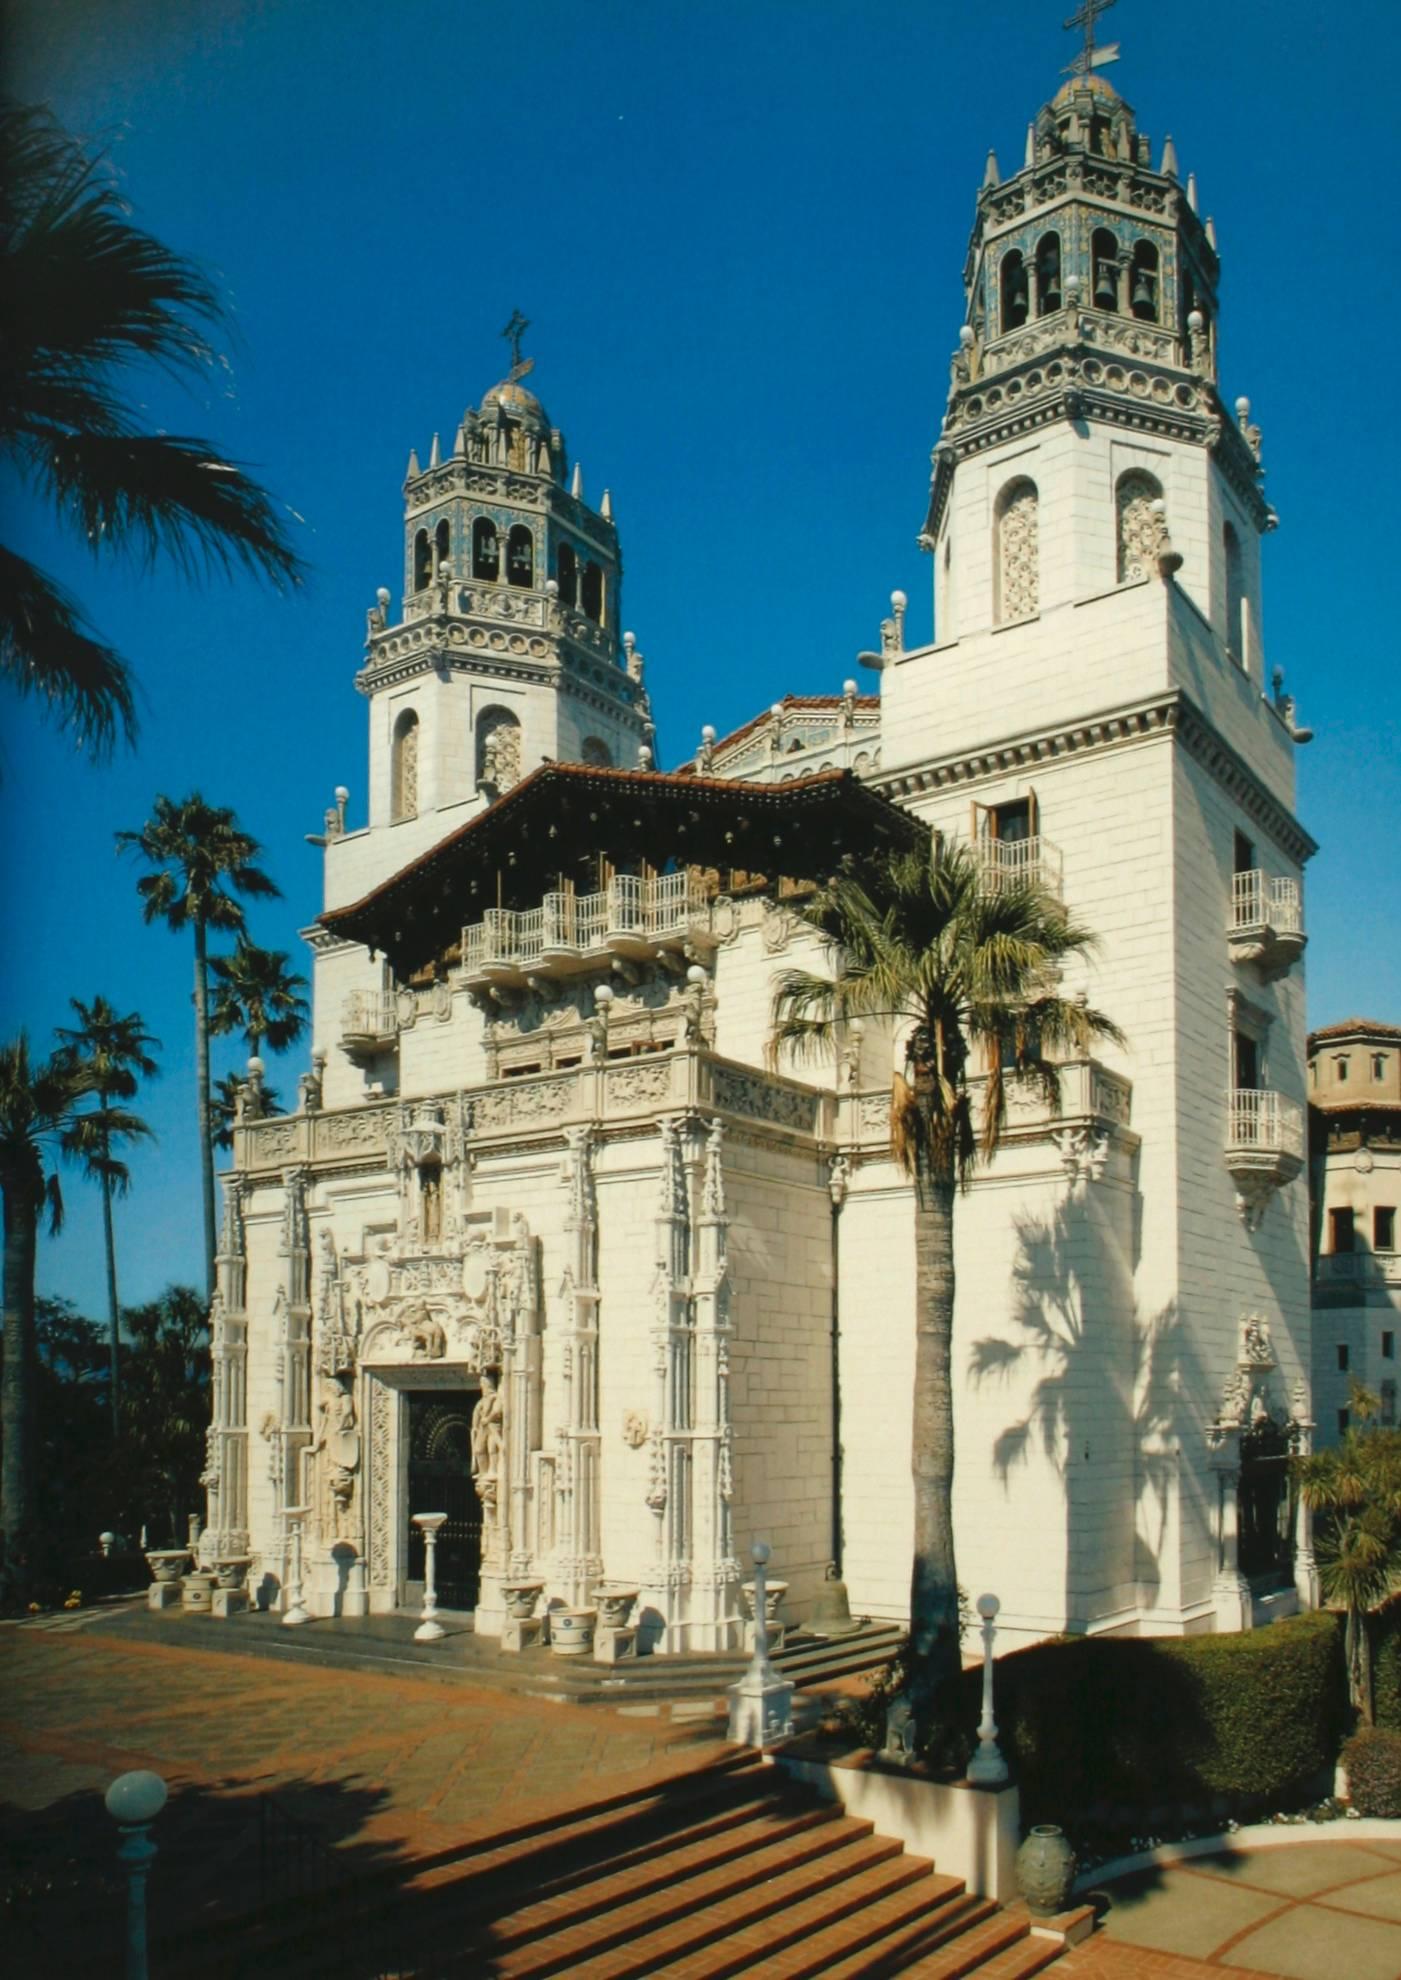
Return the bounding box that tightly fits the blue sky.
[4,0,1399,1317]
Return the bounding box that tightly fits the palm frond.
[0,543,136,754]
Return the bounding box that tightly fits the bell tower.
[344,317,654,898]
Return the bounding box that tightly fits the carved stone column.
[202,1177,249,1564]
[641,1117,694,1650]
[1291,1387,1320,1610]
[276,1168,313,1610]
[554,1129,602,1607]
[687,1120,741,1649]
[1208,1425,1252,1633]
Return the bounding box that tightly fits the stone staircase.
[181,1751,1065,1980]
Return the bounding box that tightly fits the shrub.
[1373,1601,1401,1732]
[1344,1727,1401,1816]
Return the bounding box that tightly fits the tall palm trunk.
[1,1173,38,1570]
[100,1140,120,1436]
[193,920,216,1299]
[909,1170,961,1705]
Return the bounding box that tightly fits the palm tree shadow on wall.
[969,1186,1207,1623]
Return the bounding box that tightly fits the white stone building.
[199,65,1318,1652]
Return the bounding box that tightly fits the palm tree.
[0,104,304,758]
[0,1037,98,1572]
[210,939,308,1067]
[117,796,279,1296]
[1294,1388,1401,1722]
[770,836,1121,1731]
[54,997,159,1433]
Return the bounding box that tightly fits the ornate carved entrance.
[405,1390,482,1610]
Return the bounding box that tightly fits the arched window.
[994,478,1039,624]
[472,517,499,582]
[434,518,450,573]
[391,708,419,821]
[1092,227,1120,311]
[507,524,533,588]
[1035,233,1062,314]
[476,706,522,793]
[581,560,604,623]
[413,529,431,592]
[1224,522,1246,666]
[557,542,578,607]
[580,736,612,767]
[1000,249,1029,333]
[1130,240,1160,322]
[1116,469,1163,582]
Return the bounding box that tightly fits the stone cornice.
[874,689,1317,866]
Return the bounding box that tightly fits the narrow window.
[1338,1409,1350,1436]
[507,524,534,588]
[1330,1207,1356,1254]
[1373,1054,1387,1082]
[1092,228,1120,311]
[580,736,612,767]
[1233,1030,1259,1092]
[413,528,431,592]
[434,518,450,573]
[1383,1331,1396,1361]
[1336,1056,1350,1084]
[581,560,604,624]
[557,542,578,607]
[1337,1343,1350,1372]
[994,477,1039,624]
[1223,521,1246,666]
[391,708,419,822]
[1000,249,1029,333]
[1130,240,1160,322]
[1376,1207,1396,1252]
[1035,233,1062,314]
[1382,1381,1397,1428]
[472,517,500,582]
[476,706,522,793]
[1234,829,1256,875]
[1115,468,1163,582]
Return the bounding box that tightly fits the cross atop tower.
[501,309,534,384]
[1063,0,1119,77]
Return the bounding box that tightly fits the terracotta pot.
[549,1608,597,1657]
[502,1580,544,1621]
[146,1550,190,1584]
[1015,1824,1076,1916]
[594,1587,638,1629]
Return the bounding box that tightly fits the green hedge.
[963,1611,1346,1828]
[1345,1727,1401,1816]
[1373,1602,1401,1733]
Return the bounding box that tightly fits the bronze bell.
[1094,262,1117,310]
[805,1561,862,1639]
[1132,267,1155,312]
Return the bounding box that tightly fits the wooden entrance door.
[405,1390,482,1611]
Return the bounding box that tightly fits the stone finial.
[428,432,440,468]
[1024,122,1036,169]
[982,148,1000,189]
[1187,171,1199,213]
[601,488,613,520]
[406,448,420,480]
[1160,133,1179,178]
[637,743,653,769]
[570,462,583,499]
[452,423,466,459]
[1205,216,1218,250]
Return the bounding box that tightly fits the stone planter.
[594,1586,639,1629]
[550,1607,597,1657]
[214,1557,251,1591]
[181,1570,215,1613]
[502,1580,544,1621]
[741,1579,788,1627]
[145,1549,190,1585]
[1016,1824,1076,1916]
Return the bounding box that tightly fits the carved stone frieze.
[710,1065,819,1134]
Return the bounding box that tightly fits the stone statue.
[399,1299,447,1360]
[312,1386,361,1539]
[470,1370,505,1517]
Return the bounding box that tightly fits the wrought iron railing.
[974,834,1064,898]
[1227,1088,1305,1156]
[461,873,708,975]
[1230,870,1303,935]
[340,992,397,1039]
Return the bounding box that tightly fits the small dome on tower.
[1051,71,1121,109]
[481,378,553,436]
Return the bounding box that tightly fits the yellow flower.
[27,1602,41,1613]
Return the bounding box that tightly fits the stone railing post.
[967,1593,1009,1785]
[105,1770,167,1980]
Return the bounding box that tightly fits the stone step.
[939,1937,1066,1980]
[489,1826,908,1979]
[658,1865,970,1979]
[796,1893,1005,1980]
[885,1910,1045,1980]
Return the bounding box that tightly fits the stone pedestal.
[181,1572,214,1613]
[211,1587,250,1620]
[593,1625,638,1664]
[501,1615,548,1654]
[728,1664,794,1748]
[148,1581,182,1612]
[1213,1573,1253,1633]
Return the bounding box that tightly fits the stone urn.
[502,1579,544,1621]
[550,1608,597,1658]
[214,1557,251,1591]
[594,1586,639,1629]
[1016,1824,1076,1916]
[741,1579,788,1627]
[145,1549,190,1585]
[181,1569,216,1613]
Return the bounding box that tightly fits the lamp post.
[726,1540,794,1748]
[105,1769,167,1980]
[966,1592,1009,1786]
[413,1512,448,1641]
[281,1505,311,1626]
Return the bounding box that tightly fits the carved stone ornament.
[622,1410,649,1449]
[346,1214,536,1374]
[1053,1125,1109,1189]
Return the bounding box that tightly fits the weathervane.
[1062,0,1120,77]
[501,309,534,384]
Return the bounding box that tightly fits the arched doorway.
[1238,1417,1293,1579]
[405,1391,483,1610]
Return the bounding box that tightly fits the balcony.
[1225,1088,1305,1229]
[340,992,399,1059]
[1228,871,1306,980]
[974,834,1064,900]
[461,872,715,987]
[1315,1251,1401,1291]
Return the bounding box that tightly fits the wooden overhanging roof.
[321,762,924,976]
